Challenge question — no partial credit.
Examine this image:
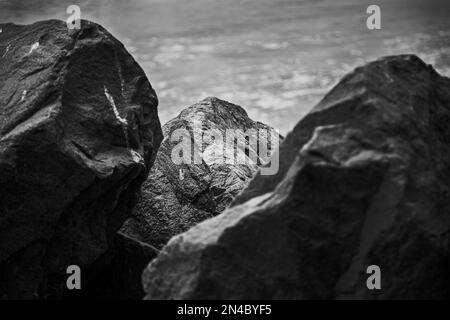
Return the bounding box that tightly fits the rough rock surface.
[0,20,162,299]
[143,55,450,299]
[121,97,281,249]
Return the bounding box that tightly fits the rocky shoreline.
[1,20,450,299]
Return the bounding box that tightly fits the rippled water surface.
[2,0,450,133]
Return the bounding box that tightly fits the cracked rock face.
[143,55,450,300]
[121,97,281,250]
[0,20,162,299]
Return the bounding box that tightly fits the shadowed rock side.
[65,232,158,300]
[0,20,163,299]
[121,97,281,250]
[143,55,450,300]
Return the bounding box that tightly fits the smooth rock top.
[121,97,281,249]
[143,55,450,299]
[0,20,162,299]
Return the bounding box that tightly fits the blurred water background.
[1,0,450,134]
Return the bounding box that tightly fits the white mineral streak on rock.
[28,42,39,55]
[179,168,184,180]
[130,149,144,164]
[104,86,129,147]
[114,51,125,95]
[2,44,11,58]
[118,66,125,96]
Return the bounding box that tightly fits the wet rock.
[121,97,281,249]
[0,20,162,299]
[143,55,450,299]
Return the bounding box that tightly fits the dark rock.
[0,20,162,299]
[121,97,281,249]
[143,55,450,300]
[66,232,158,300]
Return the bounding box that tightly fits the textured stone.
[0,20,162,299]
[143,55,450,300]
[122,97,281,249]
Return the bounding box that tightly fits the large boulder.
[122,97,281,249]
[0,20,162,299]
[143,55,450,299]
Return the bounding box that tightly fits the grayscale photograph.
[0,0,449,304]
